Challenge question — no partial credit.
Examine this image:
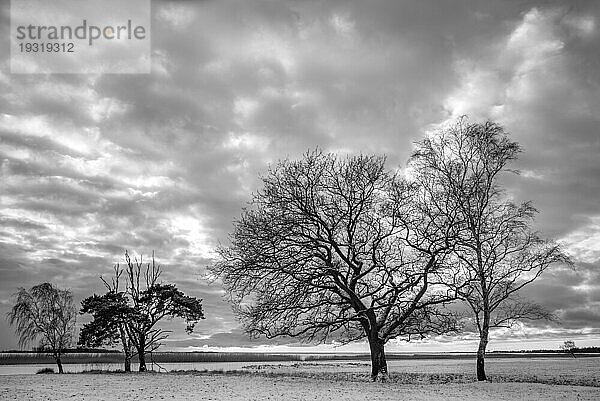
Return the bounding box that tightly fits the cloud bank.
[1,0,599,351]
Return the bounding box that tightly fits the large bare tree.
[7,283,76,374]
[211,150,459,381]
[410,118,571,381]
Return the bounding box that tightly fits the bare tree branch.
[7,283,76,373]
[211,149,460,381]
[410,117,571,381]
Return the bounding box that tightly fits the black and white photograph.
[1,0,599,399]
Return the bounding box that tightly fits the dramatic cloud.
[0,0,599,351]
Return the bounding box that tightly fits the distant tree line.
[2,348,120,353]
[492,347,600,354]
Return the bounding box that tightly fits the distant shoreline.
[1,350,599,365]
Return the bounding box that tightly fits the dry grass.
[161,368,600,387]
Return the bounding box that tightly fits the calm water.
[0,360,301,375]
[2,357,599,378]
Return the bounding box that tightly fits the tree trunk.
[477,281,491,382]
[138,349,147,372]
[368,335,388,382]
[119,326,132,372]
[124,350,132,372]
[55,353,64,374]
[476,334,488,381]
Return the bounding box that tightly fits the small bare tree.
[7,283,76,373]
[122,251,164,372]
[80,251,205,372]
[410,118,570,381]
[212,150,460,381]
[79,266,134,371]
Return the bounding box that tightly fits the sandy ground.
[1,373,599,401]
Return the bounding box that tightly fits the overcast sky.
[1,0,599,353]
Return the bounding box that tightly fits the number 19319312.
[19,42,74,53]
